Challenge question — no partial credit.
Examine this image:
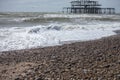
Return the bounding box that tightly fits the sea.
[0,12,120,52]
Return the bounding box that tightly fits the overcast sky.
[0,0,119,13]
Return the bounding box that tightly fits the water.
[0,12,120,52]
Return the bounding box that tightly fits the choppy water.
[0,12,120,51]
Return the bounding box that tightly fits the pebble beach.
[0,32,120,80]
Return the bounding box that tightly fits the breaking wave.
[1,21,120,52]
[0,13,120,52]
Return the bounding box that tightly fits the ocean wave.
[4,14,119,23]
[24,15,120,23]
[27,24,85,34]
[27,22,120,34]
[0,13,120,51]
[12,18,29,22]
[23,17,71,23]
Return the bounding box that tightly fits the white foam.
[12,18,29,22]
[43,14,119,19]
[0,14,120,51]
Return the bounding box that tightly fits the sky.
[0,0,120,13]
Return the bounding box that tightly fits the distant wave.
[23,17,70,23]
[1,13,120,23]
[23,14,120,23]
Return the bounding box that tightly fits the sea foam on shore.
[0,13,120,51]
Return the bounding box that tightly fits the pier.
[63,0,115,14]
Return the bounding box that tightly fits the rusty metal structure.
[63,0,115,14]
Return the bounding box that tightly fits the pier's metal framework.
[63,0,115,14]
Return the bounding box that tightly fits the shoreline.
[0,34,120,80]
[0,34,117,53]
[1,29,119,53]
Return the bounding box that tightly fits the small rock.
[104,64,110,68]
[35,77,43,80]
[65,69,69,72]
[1,69,7,73]
[27,69,34,73]
[117,74,120,80]
[14,77,21,80]
[21,73,26,77]
[118,60,120,64]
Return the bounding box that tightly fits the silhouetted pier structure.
[63,0,115,14]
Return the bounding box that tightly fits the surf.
[0,13,120,52]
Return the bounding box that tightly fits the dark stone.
[14,78,21,80]
[35,77,44,80]
[116,74,120,80]
[104,64,110,68]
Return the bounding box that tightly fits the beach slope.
[0,35,120,80]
